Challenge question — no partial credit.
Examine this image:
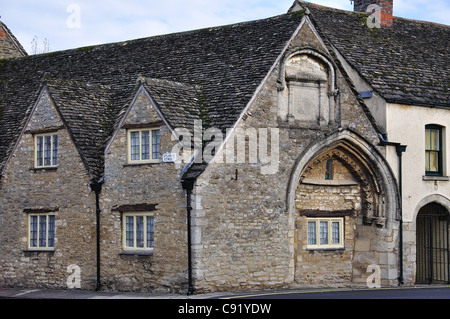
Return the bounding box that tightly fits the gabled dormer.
[105,77,204,171]
[0,21,27,59]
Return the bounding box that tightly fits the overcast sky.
[1,0,449,54]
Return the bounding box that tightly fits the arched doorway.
[416,203,450,284]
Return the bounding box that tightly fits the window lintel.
[122,121,164,130]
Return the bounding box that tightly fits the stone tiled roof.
[0,3,448,181]
[142,77,204,130]
[0,13,304,180]
[45,78,118,179]
[298,1,449,107]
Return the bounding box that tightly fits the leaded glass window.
[128,129,160,163]
[123,213,155,251]
[35,133,58,168]
[29,213,55,250]
[306,218,344,249]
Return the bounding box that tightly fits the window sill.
[422,175,449,181]
[306,247,345,252]
[123,162,161,167]
[30,167,58,172]
[23,249,55,255]
[119,250,154,256]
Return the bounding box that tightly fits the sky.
[1,0,449,54]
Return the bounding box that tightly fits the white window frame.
[425,125,444,176]
[35,133,58,168]
[306,217,344,249]
[127,128,160,164]
[28,213,56,251]
[122,212,155,252]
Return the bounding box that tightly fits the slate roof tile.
[301,2,449,107]
[0,3,448,181]
[0,13,304,180]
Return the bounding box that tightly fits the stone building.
[0,0,448,293]
[0,21,27,59]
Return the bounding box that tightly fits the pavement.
[0,286,397,299]
[0,286,228,299]
[0,286,381,300]
[2,285,450,300]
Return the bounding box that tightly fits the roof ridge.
[7,12,297,60]
[0,10,306,180]
[392,16,450,27]
[297,0,450,27]
[305,2,449,108]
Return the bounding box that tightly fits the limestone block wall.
[0,23,26,59]
[294,152,359,286]
[0,93,96,289]
[99,91,189,293]
[191,21,398,293]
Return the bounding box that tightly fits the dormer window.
[127,128,160,163]
[35,133,58,168]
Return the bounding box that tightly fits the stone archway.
[286,130,399,286]
[416,202,450,284]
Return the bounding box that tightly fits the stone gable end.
[0,22,27,59]
[26,90,63,132]
[123,89,163,127]
[0,90,97,290]
[191,16,396,292]
[100,87,189,293]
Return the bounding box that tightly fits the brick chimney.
[352,0,393,27]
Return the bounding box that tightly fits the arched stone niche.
[278,49,338,126]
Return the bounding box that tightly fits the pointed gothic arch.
[285,129,399,285]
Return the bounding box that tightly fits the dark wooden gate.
[416,203,450,284]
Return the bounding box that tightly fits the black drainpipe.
[182,178,195,295]
[380,139,407,285]
[90,177,104,291]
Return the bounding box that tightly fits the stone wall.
[0,23,26,59]
[99,90,189,293]
[191,21,398,293]
[294,149,359,286]
[0,18,401,294]
[0,92,97,289]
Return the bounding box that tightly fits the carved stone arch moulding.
[298,143,387,227]
[277,47,338,93]
[277,47,340,125]
[285,130,399,285]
